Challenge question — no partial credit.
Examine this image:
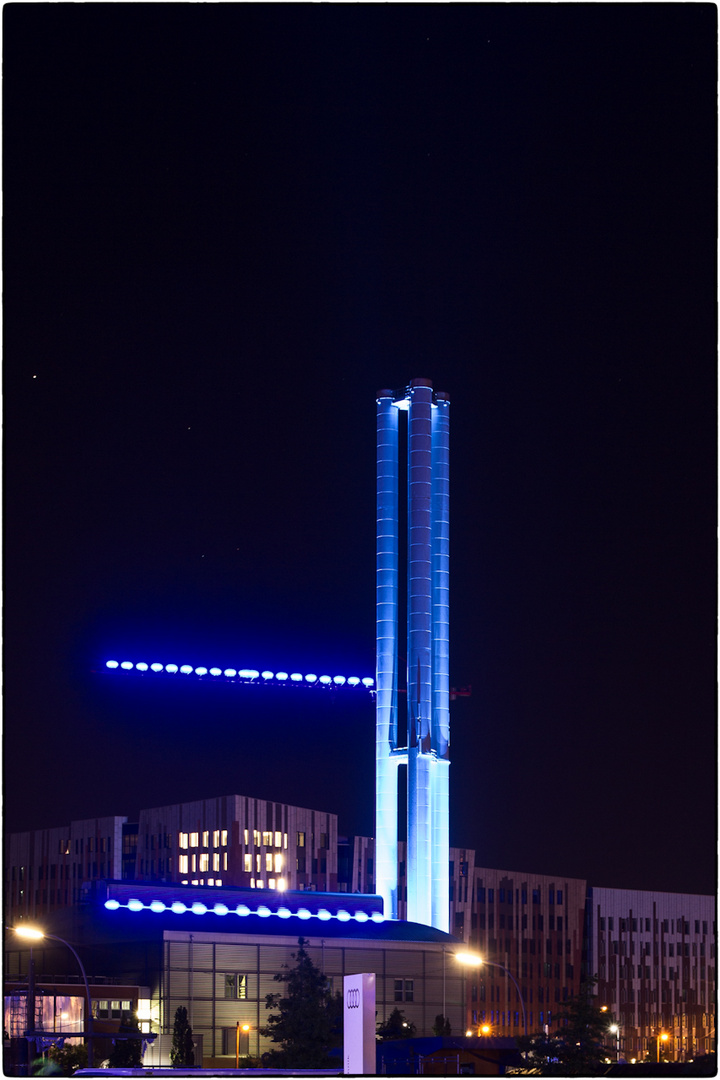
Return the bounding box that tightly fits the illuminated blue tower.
[376,379,450,932]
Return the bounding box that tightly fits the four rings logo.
[346,988,361,1009]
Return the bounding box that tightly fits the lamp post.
[454,952,528,1038]
[12,928,95,1067]
[658,1031,669,1063]
[608,1023,620,1062]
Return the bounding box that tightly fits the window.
[221,829,228,846]
[297,832,306,847]
[199,854,209,873]
[556,890,563,904]
[179,855,189,874]
[225,974,247,1000]
[262,831,273,846]
[179,833,189,849]
[190,833,199,848]
[202,831,209,847]
[213,853,220,872]
[213,830,220,847]
[394,979,414,1002]
[274,831,282,848]
[244,854,252,872]
[265,853,273,872]
[488,888,494,903]
[253,830,261,846]
[533,889,540,904]
[274,853,283,873]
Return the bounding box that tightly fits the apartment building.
[5,816,127,922]
[587,886,716,1061]
[4,798,338,926]
[133,795,338,893]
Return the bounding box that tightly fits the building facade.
[6,807,715,1062]
[4,880,465,1071]
[5,816,127,921]
[587,886,716,1061]
[5,797,338,926]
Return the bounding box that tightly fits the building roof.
[51,880,461,946]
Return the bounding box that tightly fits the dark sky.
[4,4,716,897]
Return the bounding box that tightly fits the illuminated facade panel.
[376,379,450,932]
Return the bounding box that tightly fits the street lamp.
[235,1022,251,1068]
[608,1023,620,1062]
[658,1031,670,1063]
[12,927,95,1067]
[454,952,528,1037]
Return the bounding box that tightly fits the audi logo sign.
[343,973,375,1074]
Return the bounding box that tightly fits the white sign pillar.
[343,972,376,1075]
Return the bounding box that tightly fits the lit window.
[190,833,199,848]
[244,829,249,845]
[284,833,288,849]
[213,831,220,847]
[244,854,252,872]
[179,855,189,874]
[265,853,273,872]
[225,974,247,1000]
[262,831,272,846]
[221,830,228,846]
[179,833,189,849]
[223,852,228,870]
[269,879,275,889]
[250,879,255,888]
[202,831,209,847]
[297,832,305,847]
[215,879,222,886]
[191,854,197,872]
[274,853,283,873]
[213,853,220,872]
[256,854,261,873]
[200,854,209,873]
[275,831,282,848]
[253,830,260,846]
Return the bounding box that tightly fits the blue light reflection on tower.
[376,379,450,932]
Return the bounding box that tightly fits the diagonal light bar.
[104,660,374,689]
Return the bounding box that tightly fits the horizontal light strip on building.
[104,898,384,923]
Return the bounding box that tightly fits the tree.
[170,1006,195,1068]
[47,1042,88,1074]
[108,1016,144,1070]
[260,937,342,1068]
[432,1013,452,1037]
[518,978,608,1075]
[376,1007,416,1040]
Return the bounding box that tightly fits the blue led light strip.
[104,898,383,923]
[104,661,374,688]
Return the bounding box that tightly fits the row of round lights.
[105,661,373,687]
[105,898,383,922]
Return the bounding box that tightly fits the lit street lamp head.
[11,926,44,940]
[454,951,483,965]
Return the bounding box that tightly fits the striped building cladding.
[134,796,337,893]
[5,797,338,925]
[588,887,716,1060]
[5,816,126,919]
[161,929,464,1067]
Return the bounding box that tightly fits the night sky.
[4,4,716,897]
